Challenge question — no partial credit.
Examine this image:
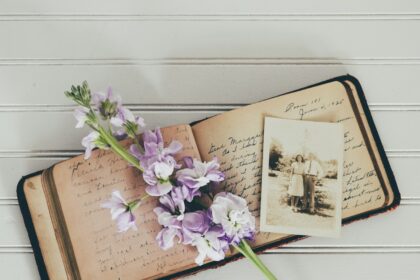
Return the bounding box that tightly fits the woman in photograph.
[288,154,305,212]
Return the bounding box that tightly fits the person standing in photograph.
[304,153,324,214]
[288,154,305,212]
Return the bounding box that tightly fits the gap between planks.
[5,58,420,65]
[0,245,419,254]
[1,103,420,112]
[4,14,420,22]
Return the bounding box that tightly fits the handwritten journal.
[17,75,400,279]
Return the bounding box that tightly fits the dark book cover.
[17,75,401,279]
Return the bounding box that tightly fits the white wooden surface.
[1,1,419,279]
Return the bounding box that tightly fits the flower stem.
[133,136,145,155]
[234,240,277,280]
[128,194,149,211]
[98,126,143,172]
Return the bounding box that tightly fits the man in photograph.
[303,153,324,214]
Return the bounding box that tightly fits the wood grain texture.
[0,2,419,279]
[1,1,420,15]
[2,21,420,59]
[1,65,420,105]
[0,252,417,280]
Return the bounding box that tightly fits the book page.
[344,80,395,207]
[192,81,391,246]
[23,175,68,279]
[52,124,199,279]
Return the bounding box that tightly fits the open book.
[17,75,400,279]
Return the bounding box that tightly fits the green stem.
[234,240,277,280]
[128,194,149,211]
[133,136,145,154]
[98,126,143,172]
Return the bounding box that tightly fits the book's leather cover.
[17,75,401,279]
[17,171,49,280]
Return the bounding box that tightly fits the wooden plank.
[1,65,420,105]
[0,253,38,280]
[1,0,420,15]
[2,21,420,59]
[0,158,60,198]
[0,111,213,150]
[389,157,420,198]
[1,204,418,247]
[290,204,420,247]
[0,110,419,150]
[195,253,418,280]
[0,205,30,246]
[0,251,417,280]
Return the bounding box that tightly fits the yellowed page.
[23,175,68,279]
[52,124,199,279]
[192,81,390,246]
[344,80,394,207]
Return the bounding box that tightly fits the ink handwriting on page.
[202,94,384,221]
[57,125,199,278]
[208,133,263,216]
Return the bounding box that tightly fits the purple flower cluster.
[73,87,145,159]
[83,88,253,266]
[130,128,224,199]
[154,192,255,265]
[130,128,182,196]
[93,88,145,136]
[68,83,272,278]
[120,127,254,265]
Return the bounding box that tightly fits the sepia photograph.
[260,117,343,238]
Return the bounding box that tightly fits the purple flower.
[92,87,122,119]
[173,185,201,203]
[81,131,100,159]
[101,191,139,232]
[155,192,186,221]
[166,209,227,266]
[138,128,182,167]
[110,107,133,127]
[155,227,183,250]
[129,143,143,162]
[190,225,229,265]
[134,128,183,196]
[154,194,185,249]
[143,159,176,196]
[110,107,145,137]
[170,186,192,205]
[153,191,231,265]
[176,157,225,190]
[73,107,89,128]
[181,210,211,244]
[93,87,145,137]
[92,87,121,106]
[210,192,256,245]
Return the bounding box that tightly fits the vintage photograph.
[260,117,343,237]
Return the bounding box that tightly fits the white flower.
[144,160,176,196]
[81,131,100,159]
[176,157,225,190]
[101,191,139,232]
[73,107,89,128]
[191,226,228,265]
[210,192,256,245]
